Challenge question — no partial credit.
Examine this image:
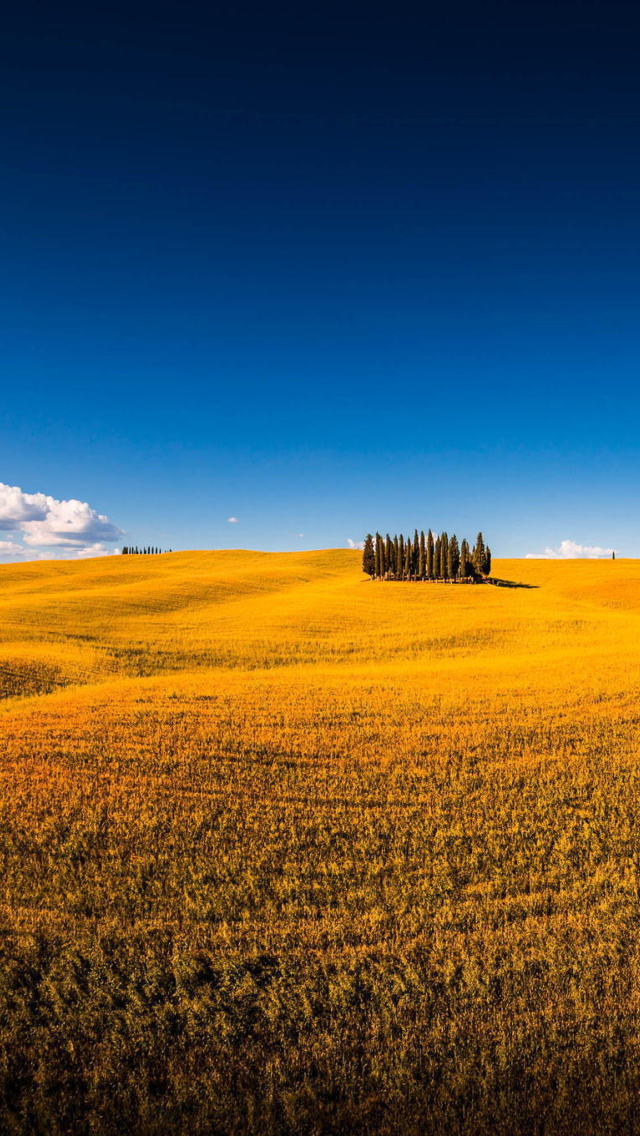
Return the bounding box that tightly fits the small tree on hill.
[441,532,449,580]
[427,530,434,579]
[374,533,382,578]
[386,534,393,577]
[473,532,486,577]
[449,534,460,580]
[362,534,375,577]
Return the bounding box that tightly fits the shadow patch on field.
[0,660,69,700]
[487,577,539,589]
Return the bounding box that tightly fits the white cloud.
[0,484,50,529]
[347,538,365,550]
[0,540,29,559]
[75,543,122,559]
[0,482,123,560]
[526,540,616,560]
[227,516,239,523]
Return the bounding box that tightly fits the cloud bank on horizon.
[0,482,123,561]
[526,540,616,559]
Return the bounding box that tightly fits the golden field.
[2,550,640,1134]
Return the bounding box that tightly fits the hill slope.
[1,549,638,686]
[1,550,640,1134]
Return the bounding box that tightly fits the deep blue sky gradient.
[3,1,640,555]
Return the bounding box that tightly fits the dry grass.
[1,550,640,1134]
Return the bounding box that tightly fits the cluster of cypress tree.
[362,531,491,581]
[121,546,171,555]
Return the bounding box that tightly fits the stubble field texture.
[1,550,640,1135]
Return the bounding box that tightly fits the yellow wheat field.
[2,550,640,1135]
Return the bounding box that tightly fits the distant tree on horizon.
[386,534,393,577]
[473,532,486,577]
[441,532,449,580]
[449,534,460,580]
[362,534,375,577]
[404,535,411,580]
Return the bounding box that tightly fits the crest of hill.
[0,548,635,606]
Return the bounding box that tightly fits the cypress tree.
[374,533,382,578]
[484,545,492,576]
[473,532,486,577]
[418,531,426,580]
[122,546,128,555]
[380,534,387,578]
[394,535,400,578]
[412,530,420,579]
[398,534,405,580]
[362,534,375,577]
[434,535,442,579]
[449,534,460,580]
[404,535,412,579]
[427,530,434,579]
[441,532,449,580]
[386,534,393,577]
[459,538,471,579]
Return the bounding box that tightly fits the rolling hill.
[1,550,640,1135]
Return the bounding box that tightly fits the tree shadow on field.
[486,577,539,589]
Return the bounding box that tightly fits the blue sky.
[2,1,640,559]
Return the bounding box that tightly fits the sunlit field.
[2,550,640,1135]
